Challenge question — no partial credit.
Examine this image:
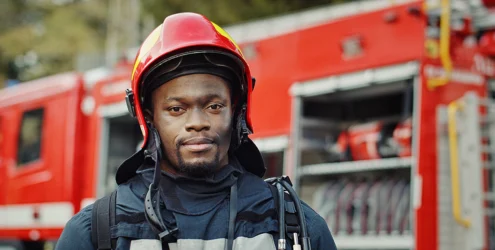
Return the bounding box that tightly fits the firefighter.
[55,13,337,250]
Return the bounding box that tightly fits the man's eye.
[209,104,223,110]
[169,107,183,112]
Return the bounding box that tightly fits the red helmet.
[126,12,255,149]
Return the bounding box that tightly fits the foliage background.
[0,0,351,88]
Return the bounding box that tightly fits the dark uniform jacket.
[55,135,337,250]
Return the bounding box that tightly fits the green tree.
[141,0,346,27]
[0,0,107,84]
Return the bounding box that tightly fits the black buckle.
[238,104,252,144]
[158,227,178,243]
[144,185,178,243]
[265,175,292,186]
[125,89,136,117]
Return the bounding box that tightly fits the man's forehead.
[160,74,230,92]
[168,74,228,87]
[158,81,228,100]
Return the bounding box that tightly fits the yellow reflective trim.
[211,22,244,58]
[132,24,162,80]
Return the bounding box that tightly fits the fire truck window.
[17,108,44,166]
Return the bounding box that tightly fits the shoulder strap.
[91,190,117,250]
[265,178,301,243]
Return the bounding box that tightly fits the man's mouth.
[181,137,215,152]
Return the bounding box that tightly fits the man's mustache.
[176,135,219,147]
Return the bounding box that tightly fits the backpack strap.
[265,178,301,244]
[91,190,117,250]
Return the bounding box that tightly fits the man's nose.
[185,108,211,132]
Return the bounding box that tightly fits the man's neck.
[159,161,227,179]
[159,156,230,179]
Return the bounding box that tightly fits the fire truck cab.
[0,73,87,249]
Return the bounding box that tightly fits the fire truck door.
[437,92,487,250]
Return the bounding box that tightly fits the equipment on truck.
[288,1,495,249]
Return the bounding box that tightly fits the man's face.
[147,74,233,177]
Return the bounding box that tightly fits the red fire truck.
[2,0,495,249]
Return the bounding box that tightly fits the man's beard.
[175,144,220,178]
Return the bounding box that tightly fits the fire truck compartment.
[98,114,141,196]
[298,78,414,168]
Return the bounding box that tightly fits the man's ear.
[144,108,154,123]
[231,102,237,114]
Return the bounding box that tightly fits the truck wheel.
[21,241,45,250]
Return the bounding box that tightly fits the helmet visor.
[140,49,246,110]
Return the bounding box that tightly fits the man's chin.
[175,149,220,178]
[176,159,217,177]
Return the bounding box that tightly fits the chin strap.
[143,127,179,244]
[142,120,243,249]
